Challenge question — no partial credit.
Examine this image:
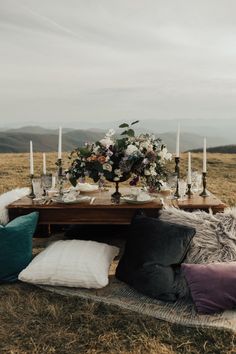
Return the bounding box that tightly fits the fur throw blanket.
[0,188,30,225]
[159,206,236,298]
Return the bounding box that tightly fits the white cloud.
[0,0,236,127]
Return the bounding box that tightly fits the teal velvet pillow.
[0,212,39,282]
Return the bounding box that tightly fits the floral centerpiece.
[67,121,172,202]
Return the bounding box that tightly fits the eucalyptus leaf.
[126,128,135,137]
[131,120,139,125]
[119,123,129,128]
[121,130,128,135]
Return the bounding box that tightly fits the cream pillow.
[19,240,119,288]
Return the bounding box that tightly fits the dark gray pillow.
[115,214,196,301]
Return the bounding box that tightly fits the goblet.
[166,173,178,199]
[32,178,43,200]
[178,179,187,201]
[191,171,202,193]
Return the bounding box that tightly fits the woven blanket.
[39,260,236,333]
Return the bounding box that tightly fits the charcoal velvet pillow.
[115,214,196,301]
[0,212,39,282]
[182,262,236,314]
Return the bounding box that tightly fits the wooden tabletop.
[5,187,228,236]
[7,187,226,209]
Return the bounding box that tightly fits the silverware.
[90,197,95,205]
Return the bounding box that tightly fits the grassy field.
[0,152,236,353]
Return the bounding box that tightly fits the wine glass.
[166,173,178,199]
[178,179,187,201]
[32,178,43,200]
[192,171,202,193]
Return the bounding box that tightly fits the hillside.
[191,145,236,154]
[0,130,105,153]
[4,126,73,135]
[0,126,228,153]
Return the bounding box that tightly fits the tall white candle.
[58,126,62,159]
[187,152,192,184]
[51,176,56,189]
[176,124,180,157]
[43,153,46,175]
[30,141,34,175]
[203,138,207,173]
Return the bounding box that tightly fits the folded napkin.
[76,183,98,192]
[136,192,151,202]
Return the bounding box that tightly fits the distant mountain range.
[0,129,105,153]
[56,118,235,143]
[0,125,231,153]
[191,145,236,154]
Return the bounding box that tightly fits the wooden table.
[7,188,227,226]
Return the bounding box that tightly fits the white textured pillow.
[19,240,119,288]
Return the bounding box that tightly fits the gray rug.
[39,260,236,333]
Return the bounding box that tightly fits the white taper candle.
[30,141,34,175]
[187,152,192,184]
[43,153,46,175]
[176,124,180,157]
[51,176,56,189]
[58,126,62,159]
[203,138,207,173]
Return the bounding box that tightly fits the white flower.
[125,144,139,156]
[159,147,172,161]
[113,177,120,181]
[106,129,115,137]
[93,145,100,154]
[150,168,157,176]
[144,169,151,176]
[140,141,153,152]
[103,163,112,172]
[100,137,114,147]
[114,169,123,178]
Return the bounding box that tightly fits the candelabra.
[28,174,35,198]
[57,158,64,198]
[186,183,193,198]
[174,157,180,198]
[199,172,209,197]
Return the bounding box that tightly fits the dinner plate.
[121,195,156,204]
[52,196,91,204]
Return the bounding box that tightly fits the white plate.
[121,195,156,204]
[53,196,91,204]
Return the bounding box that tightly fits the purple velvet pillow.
[182,262,236,314]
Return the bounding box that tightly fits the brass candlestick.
[199,172,209,197]
[57,158,64,197]
[186,183,193,198]
[174,157,180,198]
[29,174,35,198]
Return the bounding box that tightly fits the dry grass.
[0,283,235,354]
[0,152,236,353]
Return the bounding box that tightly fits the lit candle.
[187,152,192,184]
[30,141,34,175]
[58,126,62,159]
[43,153,46,175]
[176,124,180,157]
[203,138,207,173]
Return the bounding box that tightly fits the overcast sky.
[0,0,236,128]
